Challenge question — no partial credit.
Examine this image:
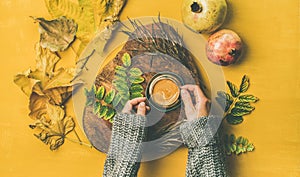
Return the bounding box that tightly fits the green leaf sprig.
[84,85,116,123]
[216,75,259,125]
[84,53,145,123]
[224,134,255,155]
[112,53,145,107]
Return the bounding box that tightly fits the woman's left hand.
[122,97,149,116]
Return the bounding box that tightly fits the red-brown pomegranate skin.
[206,29,243,66]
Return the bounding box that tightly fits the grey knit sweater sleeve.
[180,116,228,177]
[103,114,227,177]
[103,113,146,177]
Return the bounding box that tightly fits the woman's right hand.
[180,85,210,121]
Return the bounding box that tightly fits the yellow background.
[1,0,299,177]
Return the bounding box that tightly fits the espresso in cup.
[147,72,183,111]
[152,79,180,106]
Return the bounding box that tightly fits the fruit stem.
[191,2,202,13]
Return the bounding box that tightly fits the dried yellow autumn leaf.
[14,44,82,109]
[29,92,50,120]
[32,16,77,52]
[29,43,61,87]
[14,69,39,97]
[44,0,126,55]
[30,103,75,150]
[13,44,82,150]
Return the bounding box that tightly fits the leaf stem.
[224,97,238,118]
[65,136,93,148]
[73,129,83,145]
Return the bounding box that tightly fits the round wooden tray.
[82,20,205,153]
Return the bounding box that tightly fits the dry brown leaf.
[32,16,77,52]
[29,92,50,120]
[29,103,75,150]
[14,69,39,97]
[44,83,82,105]
[13,44,82,150]
[14,44,82,106]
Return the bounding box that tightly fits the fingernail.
[140,102,145,106]
[181,90,186,94]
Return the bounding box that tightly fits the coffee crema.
[152,79,180,106]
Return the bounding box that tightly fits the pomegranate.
[181,0,227,33]
[206,29,243,66]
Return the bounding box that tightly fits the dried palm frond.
[121,15,203,87]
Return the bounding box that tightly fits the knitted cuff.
[180,116,219,149]
[107,113,146,162]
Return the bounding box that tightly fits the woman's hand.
[181,85,210,121]
[122,97,149,116]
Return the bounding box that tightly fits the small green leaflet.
[112,93,122,107]
[115,69,127,77]
[93,101,101,114]
[129,68,143,76]
[223,134,255,155]
[235,101,255,111]
[113,82,129,93]
[131,92,143,99]
[225,114,243,125]
[129,76,144,84]
[227,81,240,97]
[84,87,95,106]
[246,143,255,151]
[231,108,251,117]
[130,84,144,92]
[99,106,108,118]
[239,94,259,103]
[239,75,250,93]
[84,88,89,96]
[119,91,130,101]
[229,134,236,143]
[113,75,127,85]
[121,52,131,67]
[91,85,96,94]
[96,86,105,100]
[105,108,115,120]
[85,98,94,106]
[115,66,127,72]
[104,90,115,104]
